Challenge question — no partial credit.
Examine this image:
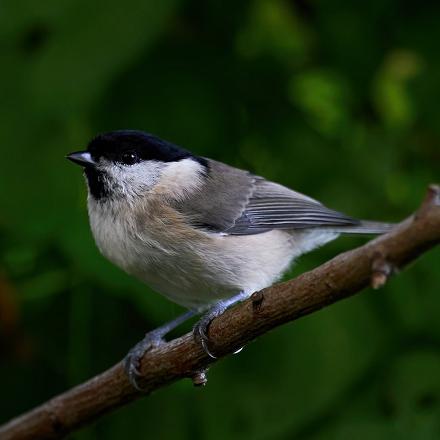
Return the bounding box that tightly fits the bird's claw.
[193,310,224,359]
[193,315,217,359]
[124,332,165,391]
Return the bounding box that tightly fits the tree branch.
[1,185,439,440]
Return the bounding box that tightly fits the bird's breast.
[87,198,224,306]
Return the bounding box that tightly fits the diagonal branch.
[1,185,439,440]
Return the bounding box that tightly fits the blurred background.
[0,0,439,438]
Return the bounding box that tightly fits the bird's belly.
[122,229,304,310]
[131,257,237,310]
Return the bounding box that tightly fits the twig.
[1,185,439,440]
[371,254,394,289]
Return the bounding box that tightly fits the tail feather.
[326,220,395,235]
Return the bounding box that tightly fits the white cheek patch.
[152,158,205,200]
[96,157,204,202]
[99,159,166,199]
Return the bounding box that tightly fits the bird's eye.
[120,151,139,165]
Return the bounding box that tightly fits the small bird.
[67,130,392,389]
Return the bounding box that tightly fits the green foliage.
[0,1,439,438]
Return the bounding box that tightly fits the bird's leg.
[125,309,196,390]
[193,291,249,358]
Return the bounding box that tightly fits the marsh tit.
[67,130,393,389]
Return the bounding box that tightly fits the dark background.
[1,0,439,438]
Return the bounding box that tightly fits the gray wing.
[174,159,362,235]
[225,177,361,235]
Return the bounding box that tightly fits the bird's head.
[67,130,208,202]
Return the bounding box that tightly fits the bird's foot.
[193,304,227,358]
[124,330,165,391]
[193,291,248,358]
[124,310,196,391]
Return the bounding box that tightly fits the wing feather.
[224,177,360,235]
[174,160,362,235]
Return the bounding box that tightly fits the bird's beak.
[66,151,96,167]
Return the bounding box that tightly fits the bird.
[67,130,393,389]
